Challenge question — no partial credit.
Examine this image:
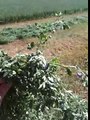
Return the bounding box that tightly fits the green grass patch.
[0,0,88,23]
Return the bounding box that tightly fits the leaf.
[39,82,46,89]
[27,42,35,50]
[3,72,8,77]
[66,67,72,76]
[12,71,16,75]
[31,42,35,48]
[50,58,60,65]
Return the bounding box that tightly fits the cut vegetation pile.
[0,50,88,120]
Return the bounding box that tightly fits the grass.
[54,23,88,98]
[0,0,88,23]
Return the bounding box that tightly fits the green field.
[0,0,88,23]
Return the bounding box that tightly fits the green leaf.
[66,67,72,76]
[27,42,35,50]
[50,58,60,65]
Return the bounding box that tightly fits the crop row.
[0,16,88,44]
[0,0,88,23]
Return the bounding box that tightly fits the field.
[0,0,88,23]
[0,1,88,120]
[0,12,88,97]
[0,18,88,118]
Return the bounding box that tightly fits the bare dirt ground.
[0,12,88,99]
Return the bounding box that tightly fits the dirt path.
[0,34,87,63]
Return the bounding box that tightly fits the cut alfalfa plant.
[0,50,88,120]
